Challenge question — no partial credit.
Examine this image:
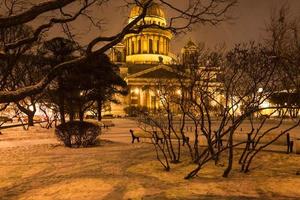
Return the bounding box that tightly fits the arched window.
[149,39,153,54]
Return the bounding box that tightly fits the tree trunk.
[194,130,200,163]
[69,111,75,122]
[16,103,35,126]
[69,100,75,122]
[28,113,34,126]
[58,87,66,124]
[223,131,234,178]
[79,111,84,122]
[97,100,102,121]
[59,105,65,124]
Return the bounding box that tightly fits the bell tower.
[181,40,198,65]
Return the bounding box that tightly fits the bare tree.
[184,41,300,179]
[138,38,300,179]
[0,0,237,103]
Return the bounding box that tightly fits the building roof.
[127,64,185,79]
[129,1,166,19]
[127,63,158,74]
[137,68,180,79]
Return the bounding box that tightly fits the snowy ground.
[0,119,300,200]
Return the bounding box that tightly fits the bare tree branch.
[0,0,75,28]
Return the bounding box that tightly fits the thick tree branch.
[0,0,237,104]
[0,56,85,103]
[86,0,152,53]
[4,0,97,50]
[0,0,75,28]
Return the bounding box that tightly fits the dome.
[129,2,165,19]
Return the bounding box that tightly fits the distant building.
[108,1,219,116]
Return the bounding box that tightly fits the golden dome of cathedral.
[124,1,176,65]
[129,2,165,19]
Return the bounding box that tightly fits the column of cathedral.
[153,35,158,54]
[162,36,164,54]
[135,37,138,54]
[164,37,167,55]
[143,36,147,53]
[149,35,153,54]
[126,35,170,56]
[127,38,130,55]
[137,36,140,53]
[159,37,164,55]
[157,36,160,54]
[166,39,169,54]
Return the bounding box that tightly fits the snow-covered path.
[0,138,59,148]
[0,118,298,152]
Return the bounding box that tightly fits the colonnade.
[130,87,158,110]
[125,34,170,56]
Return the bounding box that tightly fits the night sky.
[43,0,300,54]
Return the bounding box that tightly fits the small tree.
[40,39,128,124]
[41,37,79,124]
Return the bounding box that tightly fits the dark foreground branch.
[0,0,75,28]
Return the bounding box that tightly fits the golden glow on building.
[124,1,175,64]
[108,1,182,115]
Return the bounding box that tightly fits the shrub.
[55,121,101,147]
[124,106,148,117]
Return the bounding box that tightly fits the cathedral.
[108,1,200,115]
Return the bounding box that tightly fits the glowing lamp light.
[258,88,263,93]
[176,89,182,95]
[261,100,270,108]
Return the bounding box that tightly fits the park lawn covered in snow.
[0,137,300,200]
[0,120,300,200]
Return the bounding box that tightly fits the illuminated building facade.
[108,1,222,116]
[109,1,182,115]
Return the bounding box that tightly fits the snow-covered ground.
[0,118,300,199]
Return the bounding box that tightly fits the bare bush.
[55,121,101,147]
